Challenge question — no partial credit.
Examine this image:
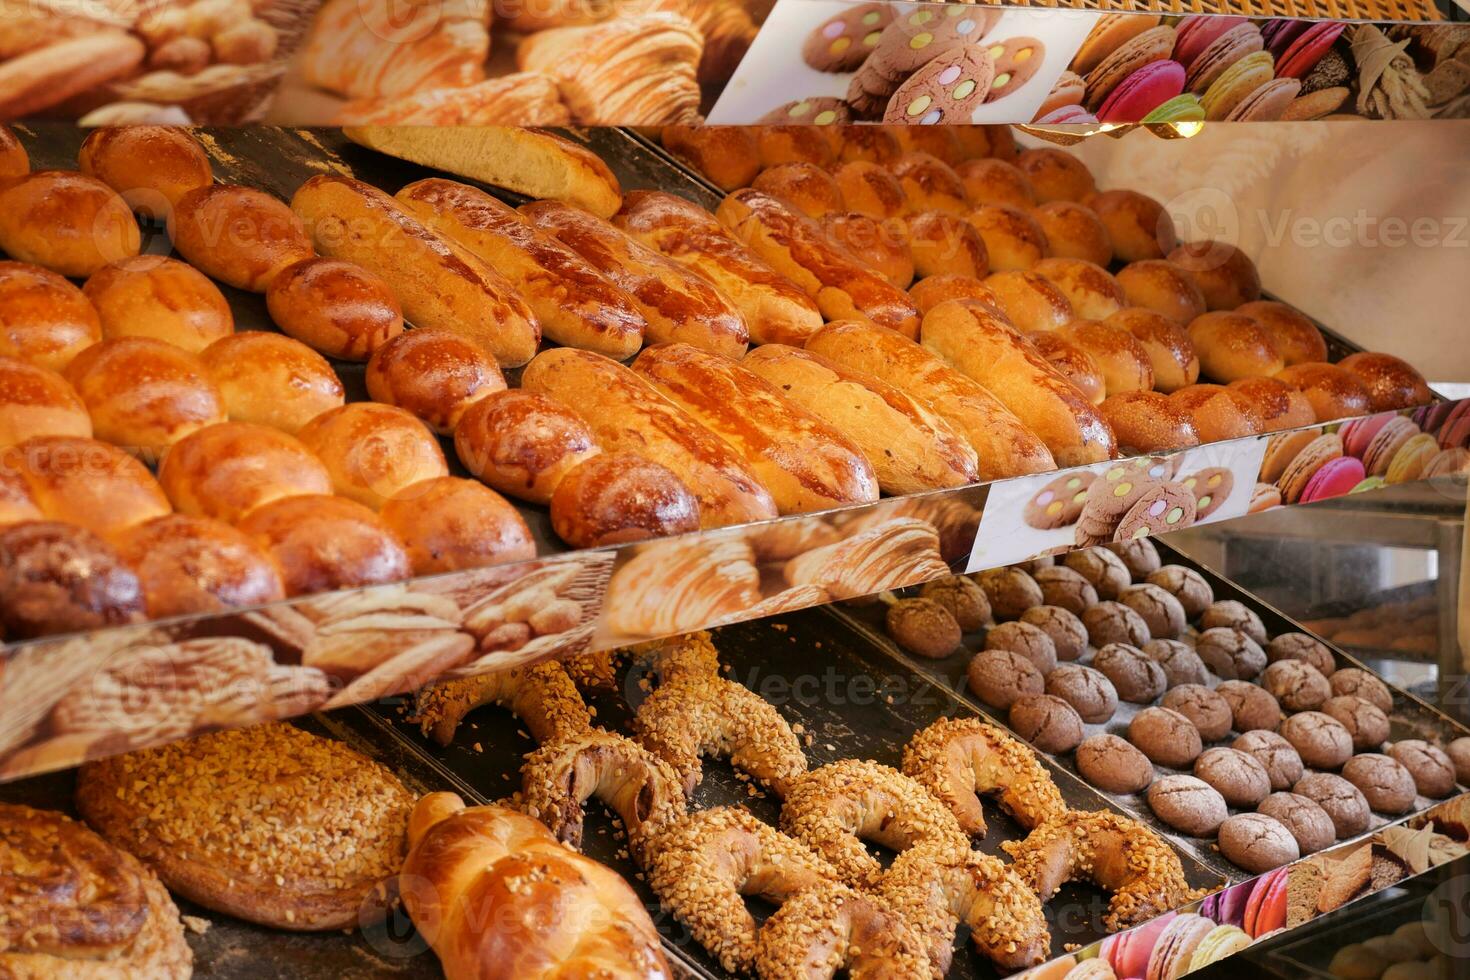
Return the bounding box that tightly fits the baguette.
[631,342,877,514]
[613,190,821,346]
[715,188,921,339]
[290,174,540,367]
[521,347,776,528]
[396,178,645,359]
[521,199,748,358]
[805,319,1055,480]
[742,344,979,495]
[919,299,1116,466]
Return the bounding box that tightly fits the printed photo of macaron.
[1274,21,1346,79]
[1200,50,1275,120]
[1034,69,1085,118]
[1275,431,1344,503]
[1072,13,1161,76]
[1083,24,1177,110]
[1143,93,1205,123]
[1188,925,1252,971]
[1184,22,1264,94]
[1147,912,1215,980]
[1299,454,1365,503]
[1098,59,1186,122]
[1386,432,1440,484]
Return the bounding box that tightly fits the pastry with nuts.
[902,716,1066,836]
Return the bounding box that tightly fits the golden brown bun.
[891,152,967,215]
[1058,319,1154,396]
[1169,384,1260,442]
[983,270,1074,333]
[112,513,285,617]
[1116,260,1206,325]
[1225,377,1316,432]
[949,126,996,160]
[380,476,535,575]
[1168,241,1261,311]
[1104,307,1199,393]
[172,184,314,292]
[966,205,1049,271]
[200,332,345,434]
[0,464,42,527]
[454,389,601,505]
[9,434,170,539]
[823,212,913,288]
[1186,311,1285,383]
[297,402,449,510]
[832,161,907,219]
[84,256,234,353]
[64,338,226,454]
[756,126,836,168]
[1031,201,1112,267]
[0,124,27,179]
[833,126,902,165]
[1275,362,1373,421]
[77,126,212,220]
[1085,189,1176,262]
[1336,352,1431,412]
[984,125,1019,163]
[1233,301,1326,366]
[0,171,140,278]
[1016,148,1095,203]
[550,451,700,548]
[1027,331,1105,406]
[0,356,92,449]
[237,495,409,596]
[0,521,145,638]
[158,421,332,524]
[1100,391,1201,452]
[907,211,988,280]
[265,257,404,361]
[751,162,844,219]
[660,125,760,190]
[0,262,102,372]
[365,328,507,435]
[1032,257,1124,321]
[892,127,961,166]
[956,158,1034,209]
[909,274,1002,317]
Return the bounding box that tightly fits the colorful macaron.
[1073,13,1163,75]
[1227,76,1301,121]
[1201,51,1275,120]
[1386,432,1442,483]
[1275,22,1346,79]
[1362,415,1419,475]
[1037,69,1086,117]
[1188,924,1252,970]
[1143,93,1205,122]
[1102,911,1175,978]
[1260,19,1312,59]
[1276,431,1343,503]
[1301,455,1365,502]
[1350,476,1386,493]
[1185,22,1264,94]
[1435,400,1470,448]
[1340,413,1393,459]
[1424,447,1470,478]
[1098,59,1186,122]
[1249,482,1282,512]
[1147,912,1216,980]
[1173,15,1248,68]
[1084,25,1177,110]
[1036,105,1101,124]
[1260,428,1319,483]
[1201,880,1253,926]
[1243,867,1291,937]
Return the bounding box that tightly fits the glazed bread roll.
[1233,301,1326,366]
[159,422,330,523]
[1086,189,1176,262]
[1169,384,1260,442]
[804,319,1055,479]
[521,347,777,528]
[0,262,102,371]
[660,125,761,191]
[983,271,1074,333]
[1226,377,1316,432]
[0,172,140,278]
[172,184,313,292]
[966,205,1049,272]
[291,174,541,366]
[112,513,285,617]
[522,199,748,358]
[1032,257,1125,321]
[0,124,27,178]
[614,190,823,346]
[1057,320,1154,396]
[717,188,920,338]
[893,127,963,166]
[64,338,226,454]
[822,212,913,288]
[741,343,980,493]
[1116,260,1206,325]
[454,389,600,505]
[1187,311,1285,383]
[920,299,1116,466]
[908,274,1002,317]
[956,159,1035,209]
[1031,201,1112,267]
[265,257,403,361]
[10,434,170,539]
[751,162,845,219]
[0,357,91,449]
[0,468,42,527]
[0,521,145,637]
[1275,363,1373,421]
[365,328,506,435]
[1168,241,1261,311]
[550,452,700,548]
[1017,148,1096,203]
[84,256,234,353]
[631,342,878,514]
[380,476,535,575]
[1100,391,1200,452]
[77,126,212,220]
[756,126,836,168]
[237,494,409,596]
[200,332,345,434]
[1027,332,1105,406]
[833,161,908,219]
[1105,307,1199,393]
[834,126,902,165]
[1336,352,1432,411]
[891,152,968,215]
[297,403,449,510]
[954,125,1012,160]
[906,211,989,280]
[395,178,645,359]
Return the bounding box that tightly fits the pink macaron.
[1099,60,1186,122]
[1301,455,1366,501]
[1174,15,1248,68]
[1276,22,1346,78]
[1340,413,1393,459]
[1244,867,1290,937]
[1104,911,1177,977]
[1037,104,1101,124]
[1260,19,1312,59]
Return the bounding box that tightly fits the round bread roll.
[64,338,226,454]
[84,256,234,352]
[909,274,1002,317]
[1169,384,1261,443]
[200,332,345,434]
[1031,202,1112,267]
[236,494,409,597]
[1234,301,1326,366]
[171,184,313,292]
[954,125,1010,161]
[1336,352,1432,412]
[1058,319,1154,395]
[1168,241,1261,311]
[380,476,535,576]
[1187,311,1285,383]
[0,261,103,371]
[1085,189,1176,262]
[9,434,170,539]
[549,452,701,548]
[755,126,836,168]
[1105,307,1199,393]
[0,467,43,526]
[833,126,902,165]
[112,513,285,617]
[906,211,988,280]
[454,389,601,505]
[0,356,92,449]
[297,403,448,511]
[1032,257,1125,321]
[158,421,331,523]
[1226,377,1316,432]
[832,161,907,219]
[0,172,141,278]
[892,152,968,215]
[77,126,213,220]
[0,520,144,638]
[751,162,845,219]
[1116,260,1207,325]
[1027,332,1104,405]
[1275,363,1372,421]
[265,257,403,361]
[0,124,27,179]
[365,328,507,435]
[955,158,1034,209]
[983,270,1073,333]
[1101,391,1200,452]
[660,126,760,191]
[966,205,1049,271]
[1016,148,1095,203]
[823,212,913,289]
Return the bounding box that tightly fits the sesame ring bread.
[76,723,415,932]
[753,880,932,980]
[413,658,593,747]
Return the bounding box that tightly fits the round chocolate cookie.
[1119,583,1186,640]
[1044,663,1118,724]
[1080,462,1162,542]
[1130,706,1204,768]
[1032,565,1097,616]
[1449,737,1470,787]
[1092,642,1166,704]
[1233,730,1304,791]
[1116,481,1199,542]
[973,567,1043,620]
[985,620,1058,675]
[1218,813,1299,873]
[1023,470,1094,529]
[1199,600,1268,645]
[846,6,1003,118]
[1148,774,1228,837]
[1144,639,1210,689]
[885,43,995,124]
[1280,712,1353,770]
[1194,747,1271,807]
[1020,605,1088,662]
[1321,695,1390,751]
[967,648,1044,710]
[1266,632,1336,677]
[886,597,962,659]
[1329,668,1393,714]
[1217,680,1283,733]
[1082,600,1151,648]
[1020,556,1055,574]
[1387,740,1456,798]
[1162,684,1233,742]
[1258,792,1336,854]
[1293,772,1371,839]
[1196,627,1267,681]
[760,97,853,125]
[1342,754,1417,814]
[1076,733,1153,794]
[1145,565,1215,619]
[1063,547,1131,600]
[984,35,1046,101]
[920,575,991,632]
[1261,660,1331,712]
[1181,467,1235,521]
[802,3,894,72]
[1009,694,1085,754]
[1105,538,1161,581]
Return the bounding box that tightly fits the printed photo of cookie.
[985,36,1046,101]
[802,3,894,73]
[847,6,1002,118]
[1115,481,1198,541]
[760,97,853,125]
[884,43,995,124]
[1182,467,1234,518]
[1024,470,1096,529]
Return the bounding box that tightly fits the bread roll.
[1168,241,1261,311]
[1187,311,1285,383]
[0,262,103,372]
[297,403,449,510]
[1027,332,1105,406]
[1169,384,1259,442]
[200,332,344,434]
[892,128,961,166]
[660,125,760,191]
[1233,301,1326,366]
[1336,352,1431,412]
[741,343,979,493]
[112,513,285,617]
[1226,377,1315,432]
[0,172,140,278]
[1058,320,1154,396]
[833,161,907,219]
[77,126,212,220]
[952,125,1006,160]
[365,328,506,435]
[1116,260,1206,325]
[265,257,403,361]
[983,270,1074,333]
[0,356,92,449]
[822,212,913,289]
[550,452,701,548]
[159,422,332,523]
[906,211,989,280]
[84,256,234,353]
[891,152,968,215]
[909,274,1001,317]
[1275,363,1373,421]
[967,205,1049,271]
[0,124,27,179]
[1105,307,1199,393]
[237,494,409,597]
[64,338,226,454]
[1017,148,1095,203]
[1031,202,1112,267]
[751,162,844,218]
[172,184,313,292]
[9,435,170,539]
[1032,257,1125,321]
[956,158,1034,209]
[1086,189,1176,262]
[454,389,600,505]
[0,468,44,527]
[380,476,535,575]
[1100,391,1200,452]
[920,300,1116,465]
[0,520,144,638]
[833,126,902,165]
[756,126,836,168]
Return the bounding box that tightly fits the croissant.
[604,535,760,638]
[782,516,950,599]
[300,0,491,99]
[335,74,571,125]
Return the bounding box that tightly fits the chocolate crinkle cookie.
[973,567,1043,620]
[1032,565,1098,616]
[1082,600,1151,648]
[1342,753,1418,814]
[1195,627,1267,681]
[1063,547,1131,600]
[1009,694,1085,754]
[1119,583,1186,640]
[1161,684,1233,742]
[1261,659,1331,712]
[1020,605,1088,662]
[919,575,991,632]
[1293,771,1370,838]
[1075,734,1154,795]
[1218,813,1299,873]
[1280,711,1354,770]
[967,648,1045,710]
[1321,695,1390,751]
[1387,740,1457,798]
[1449,736,1470,786]
[1217,680,1283,733]
[1143,638,1210,689]
[1147,774,1227,837]
[1329,668,1393,714]
[1105,538,1161,580]
[1045,663,1119,724]
[886,597,962,659]
[1194,747,1271,808]
[1144,565,1214,619]
[1258,791,1336,854]
[1232,730,1304,791]
[1199,599,1268,645]
[1266,632,1336,676]
[984,620,1058,674]
[1092,642,1166,704]
[1129,706,1203,768]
